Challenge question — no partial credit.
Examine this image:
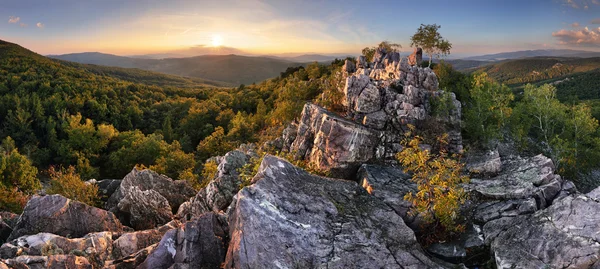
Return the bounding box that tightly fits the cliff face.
[278,47,462,178]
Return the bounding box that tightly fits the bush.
[46,166,100,207]
[397,131,469,239]
[198,160,219,189]
[0,187,29,213]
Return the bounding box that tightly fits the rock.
[466,149,502,176]
[3,255,92,268]
[356,55,367,68]
[112,220,179,260]
[139,213,227,269]
[176,150,252,220]
[107,168,196,228]
[224,155,443,268]
[407,48,423,66]
[289,103,382,178]
[361,110,388,130]
[1,232,112,267]
[343,74,371,110]
[491,189,600,268]
[342,59,355,73]
[8,195,123,241]
[118,187,174,230]
[0,212,18,228]
[0,219,11,245]
[104,243,157,269]
[354,84,381,113]
[96,179,122,201]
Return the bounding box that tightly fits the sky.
[1,0,599,57]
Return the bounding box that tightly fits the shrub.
[46,166,100,207]
[0,187,29,213]
[198,160,219,189]
[397,132,469,239]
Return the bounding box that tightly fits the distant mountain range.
[462,49,600,62]
[49,52,304,85]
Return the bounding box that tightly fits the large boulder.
[224,155,443,268]
[491,188,600,268]
[139,213,227,269]
[8,195,123,241]
[289,103,382,178]
[107,168,196,229]
[177,150,253,220]
[112,220,179,260]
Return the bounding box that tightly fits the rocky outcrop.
[2,254,92,268]
[8,195,123,241]
[112,220,179,260]
[224,155,443,268]
[177,149,254,220]
[105,244,157,269]
[139,213,227,269]
[280,46,462,178]
[465,149,502,176]
[107,168,196,229]
[491,188,600,268]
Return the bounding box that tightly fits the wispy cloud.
[563,0,600,8]
[20,23,27,27]
[572,22,580,27]
[592,18,600,24]
[552,26,600,46]
[36,22,44,29]
[8,16,20,23]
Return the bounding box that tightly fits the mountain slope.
[50,52,302,85]
[470,57,600,85]
[463,49,600,61]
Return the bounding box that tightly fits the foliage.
[397,130,469,236]
[464,73,514,146]
[46,166,100,206]
[41,242,64,256]
[410,24,452,67]
[433,61,471,104]
[199,159,219,189]
[0,137,40,194]
[238,153,265,190]
[0,186,29,213]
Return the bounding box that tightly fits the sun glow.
[211,35,223,47]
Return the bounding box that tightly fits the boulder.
[342,59,355,73]
[177,150,253,220]
[1,232,112,267]
[118,187,173,230]
[112,220,179,260]
[139,213,227,269]
[8,195,123,241]
[3,254,92,269]
[104,243,157,269]
[361,110,388,130]
[289,103,382,178]
[354,84,381,113]
[407,48,423,66]
[224,155,443,268]
[465,149,502,176]
[107,168,196,228]
[491,189,600,268]
[96,179,122,201]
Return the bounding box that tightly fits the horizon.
[1,0,600,58]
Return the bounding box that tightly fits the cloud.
[552,26,600,46]
[19,23,27,27]
[8,16,20,23]
[592,18,600,24]
[563,0,600,8]
[36,22,44,29]
[572,22,580,27]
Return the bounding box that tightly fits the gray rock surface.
[112,220,179,260]
[8,195,123,241]
[177,150,253,220]
[491,189,600,268]
[139,213,227,269]
[96,179,122,201]
[465,149,502,176]
[107,168,195,229]
[2,254,92,269]
[224,155,443,269]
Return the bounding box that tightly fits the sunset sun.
[211,35,223,47]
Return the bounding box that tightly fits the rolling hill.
[463,49,600,62]
[50,52,303,85]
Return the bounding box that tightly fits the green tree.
[0,137,40,194]
[410,24,452,67]
[464,73,514,146]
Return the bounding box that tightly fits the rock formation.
[224,155,444,268]
[279,46,462,178]
[408,47,423,66]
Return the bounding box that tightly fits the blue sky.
[1,0,599,57]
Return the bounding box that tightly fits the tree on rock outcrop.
[410,24,452,67]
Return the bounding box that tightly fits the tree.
[464,73,514,146]
[410,24,452,67]
[0,137,40,194]
[46,166,100,206]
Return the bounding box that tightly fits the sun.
[211,35,223,47]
